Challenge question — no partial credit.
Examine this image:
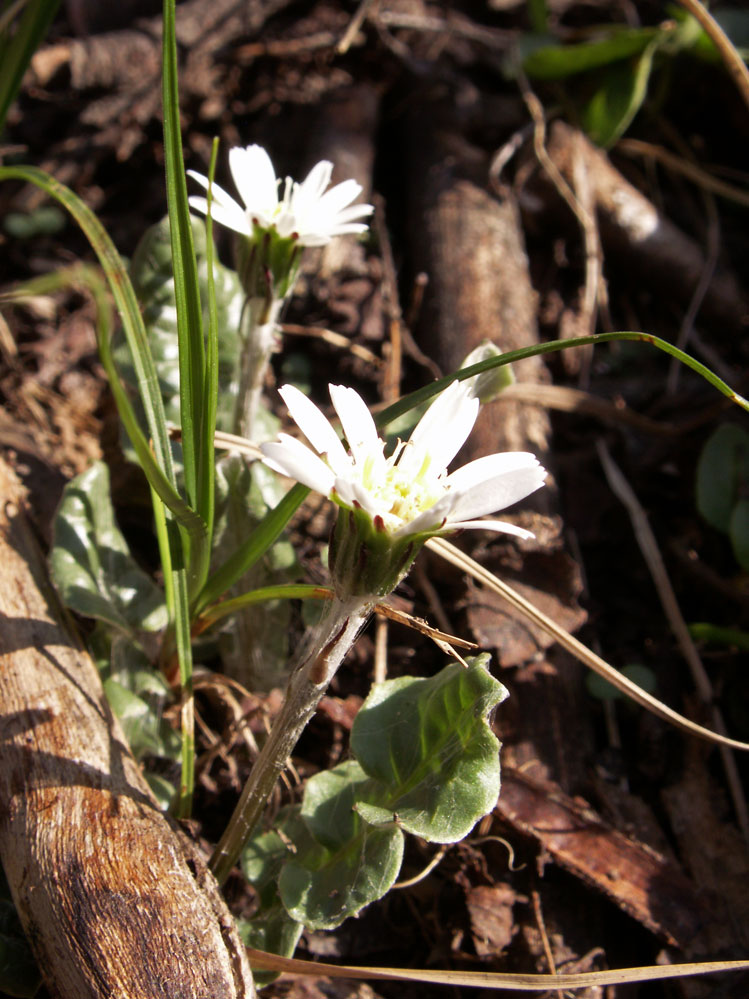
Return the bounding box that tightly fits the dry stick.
[497,381,676,435]
[530,889,564,999]
[373,615,388,685]
[0,458,255,999]
[666,190,720,395]
[373,193,405,405]
[392,845,448,890]
[597,441,749,848]
[617,138,749,208]
[280,323,382,366]
[518,71,604,382]
[675,0,749,114]
[427,537,749,753]
[570,128,605,388]
[336,0,378,53]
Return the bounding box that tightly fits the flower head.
[188,144,373,248]
[261,382,546,596]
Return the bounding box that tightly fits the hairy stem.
[210,594,374,886]
[234,298,282,441]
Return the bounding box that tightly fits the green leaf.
[3,205,66,238]
[729,498,749,571]
[586,663,657,702]
[50,461,167,636]
[211,456,297,689]
[0,0,60,136]
[696,424,749,532]
[239,806,305,981]
[144,773,177,811]
[689,622,749,651]
[351,656,508,843]
[522,26,661,80]
[106,637,181,764]
[122,215,242,440]
[582,39,659,147]
[279,761,404,930]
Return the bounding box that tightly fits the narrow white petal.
[329,385,380,465]
[278,385,350,472]
[393,492,456,537]
[447,464,547,522]
[334,476,380,517]
[188,196,252,236]
[444,519,535,539]
[297,233,332,247]
[260,437,335,495]
[187,171,239,209]
[315,179,364,215]
[330,203,374,224]
[445,452,541,493]
[298,160,334,201]
[229,145,279,215]
[400,382,478,476]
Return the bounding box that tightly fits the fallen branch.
[0,455,255,999]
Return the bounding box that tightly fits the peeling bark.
[0,456,255,999]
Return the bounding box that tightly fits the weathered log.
[401,102,591,789]
[0,455,255,999]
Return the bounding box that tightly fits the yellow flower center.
[356,442,446,529]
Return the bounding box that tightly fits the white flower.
[188,144,373,247]
[261,382,547,540]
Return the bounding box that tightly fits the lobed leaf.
[351,656,507,842]
[280,762,404,930]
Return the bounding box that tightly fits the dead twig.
[597,440,749,849]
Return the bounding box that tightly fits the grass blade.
[376,331,749,428]
[162,0,205,524]
[0,0,59,134]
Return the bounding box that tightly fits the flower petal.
[229,145,278,216]
[296,160,334,202]
[278,385,350,472]
[334,476,380,517]
[314,179,365,216]
[329,385,380,466]
[187,170,240,210]
[444,452,541,492]
[260,436,335,495]
[399,381,478,476]
[447,463,547,522]
[444,519,535,539]
[188,195,252,236]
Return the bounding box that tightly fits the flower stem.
[234,297,282,441]
[209,594,374,886]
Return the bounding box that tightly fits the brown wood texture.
[0,456,255,999]
[401,103,591,789]
[496,768,710,951]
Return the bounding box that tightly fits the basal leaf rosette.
[261,381,547,598]
[242,657,507,932]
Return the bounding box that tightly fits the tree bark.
[0,455,255,999]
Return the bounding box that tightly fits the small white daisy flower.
[261,381,546,541]
[188,144,373,248]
